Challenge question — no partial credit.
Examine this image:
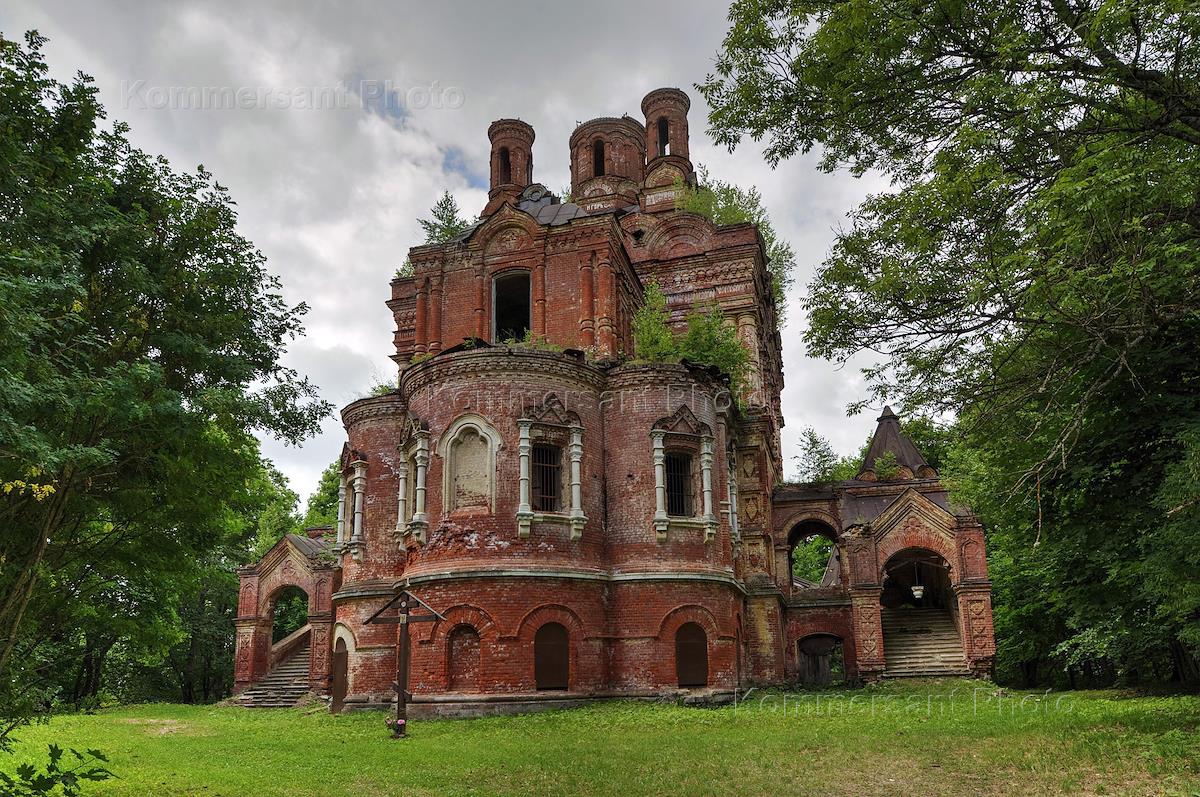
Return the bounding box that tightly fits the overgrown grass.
[3,680,1198,796]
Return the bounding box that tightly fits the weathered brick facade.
[234,89,995,713]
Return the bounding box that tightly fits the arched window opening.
[331,638,349,713]
[797,635,844,686]
[788,521,839,588]
[665,451,693,516]
[447,625,481,692]
[675,622,708,687]
[534,622,569,690]
[493,270,531,342]
[532,443,563,512]
[657,117,670,156]
[271,586,309,643]
[498,146,512,184]
[592,139,605,177]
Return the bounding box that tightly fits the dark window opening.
[657,117,670,156]
[592,139,605,177]
[665,452,693,517]
[797,635,844,686]
[493,271,531,342]
[675,622,708,687]
[498,147,512,184]
[532,444,563,512]
[534,622,569,690]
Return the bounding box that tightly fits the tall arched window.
[675,622,708,687]
[592,139,605,177]
[657,117,670,156]
[534,622,569,690]
[498,147,512,184]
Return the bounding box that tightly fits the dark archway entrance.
[534,623,568,690]
[675,622,708,687]
[797,635,844,686]
[447,625,481,692]
[331,637,348,713]
[879,548,967,675]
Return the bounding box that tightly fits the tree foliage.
[0,32,329,742]
[631,284,752,402]
[676,165,796,319]
[701,1,1200,684]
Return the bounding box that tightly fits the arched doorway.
[534,623,568,690]
[788,521,839,588]
[675,623,708,687]
[331,638,348,713]
[797,635,844,686]
[447,625,481,692]
[271,585,309,643]
[879,548,967,675]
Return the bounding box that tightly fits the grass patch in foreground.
[3,680,1198,796]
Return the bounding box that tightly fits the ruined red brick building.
[234,88,996,712]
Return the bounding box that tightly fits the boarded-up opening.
[797,635,844,686]
[447,625,481,692]
[331,638,348,713]
[675,622,708,687]
[493,271,530,342]
[534,622,569,690]
[450,427,490,510]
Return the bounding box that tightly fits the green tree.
[417,190,471,244]
[791,535,834,583]
[301,460,341,529]
[792,427,859,483]
[631,285,752,403]
[0,33,330,742]
[396,191,472,277]
[700,1,1200,684]
[676,166,795,319]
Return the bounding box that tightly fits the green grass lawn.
[4,680,1198,796]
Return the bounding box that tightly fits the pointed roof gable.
[857,406,937,480]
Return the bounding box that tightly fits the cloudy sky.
[3,0,886,501]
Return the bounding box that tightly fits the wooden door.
[675,622,708,687]
[534,623,569,690]
[331,638,348,713]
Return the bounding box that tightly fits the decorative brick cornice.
[341,393,407,428]
[401,348,606,394]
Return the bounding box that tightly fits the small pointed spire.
[857,405,936,481]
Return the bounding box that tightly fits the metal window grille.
[665,452,693,517]
[532,444,562,512]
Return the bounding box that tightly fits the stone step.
[238,648,312,709]
[881,610,968,677]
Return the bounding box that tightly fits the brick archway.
[234,533,336,695]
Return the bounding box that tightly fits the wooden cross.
[364,588,445,737]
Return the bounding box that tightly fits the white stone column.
[349,459,367,561]
[651,430,668,542]
[701,435,717,542]
[568,424,587,540]
[394,456,409,546]
[410,431,430,543]
[517,420,534,538]
[335,475,347,546]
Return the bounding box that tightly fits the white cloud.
[3,0,894,499]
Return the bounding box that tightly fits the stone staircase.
[881,608,970,677]
[236,645,312,708]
